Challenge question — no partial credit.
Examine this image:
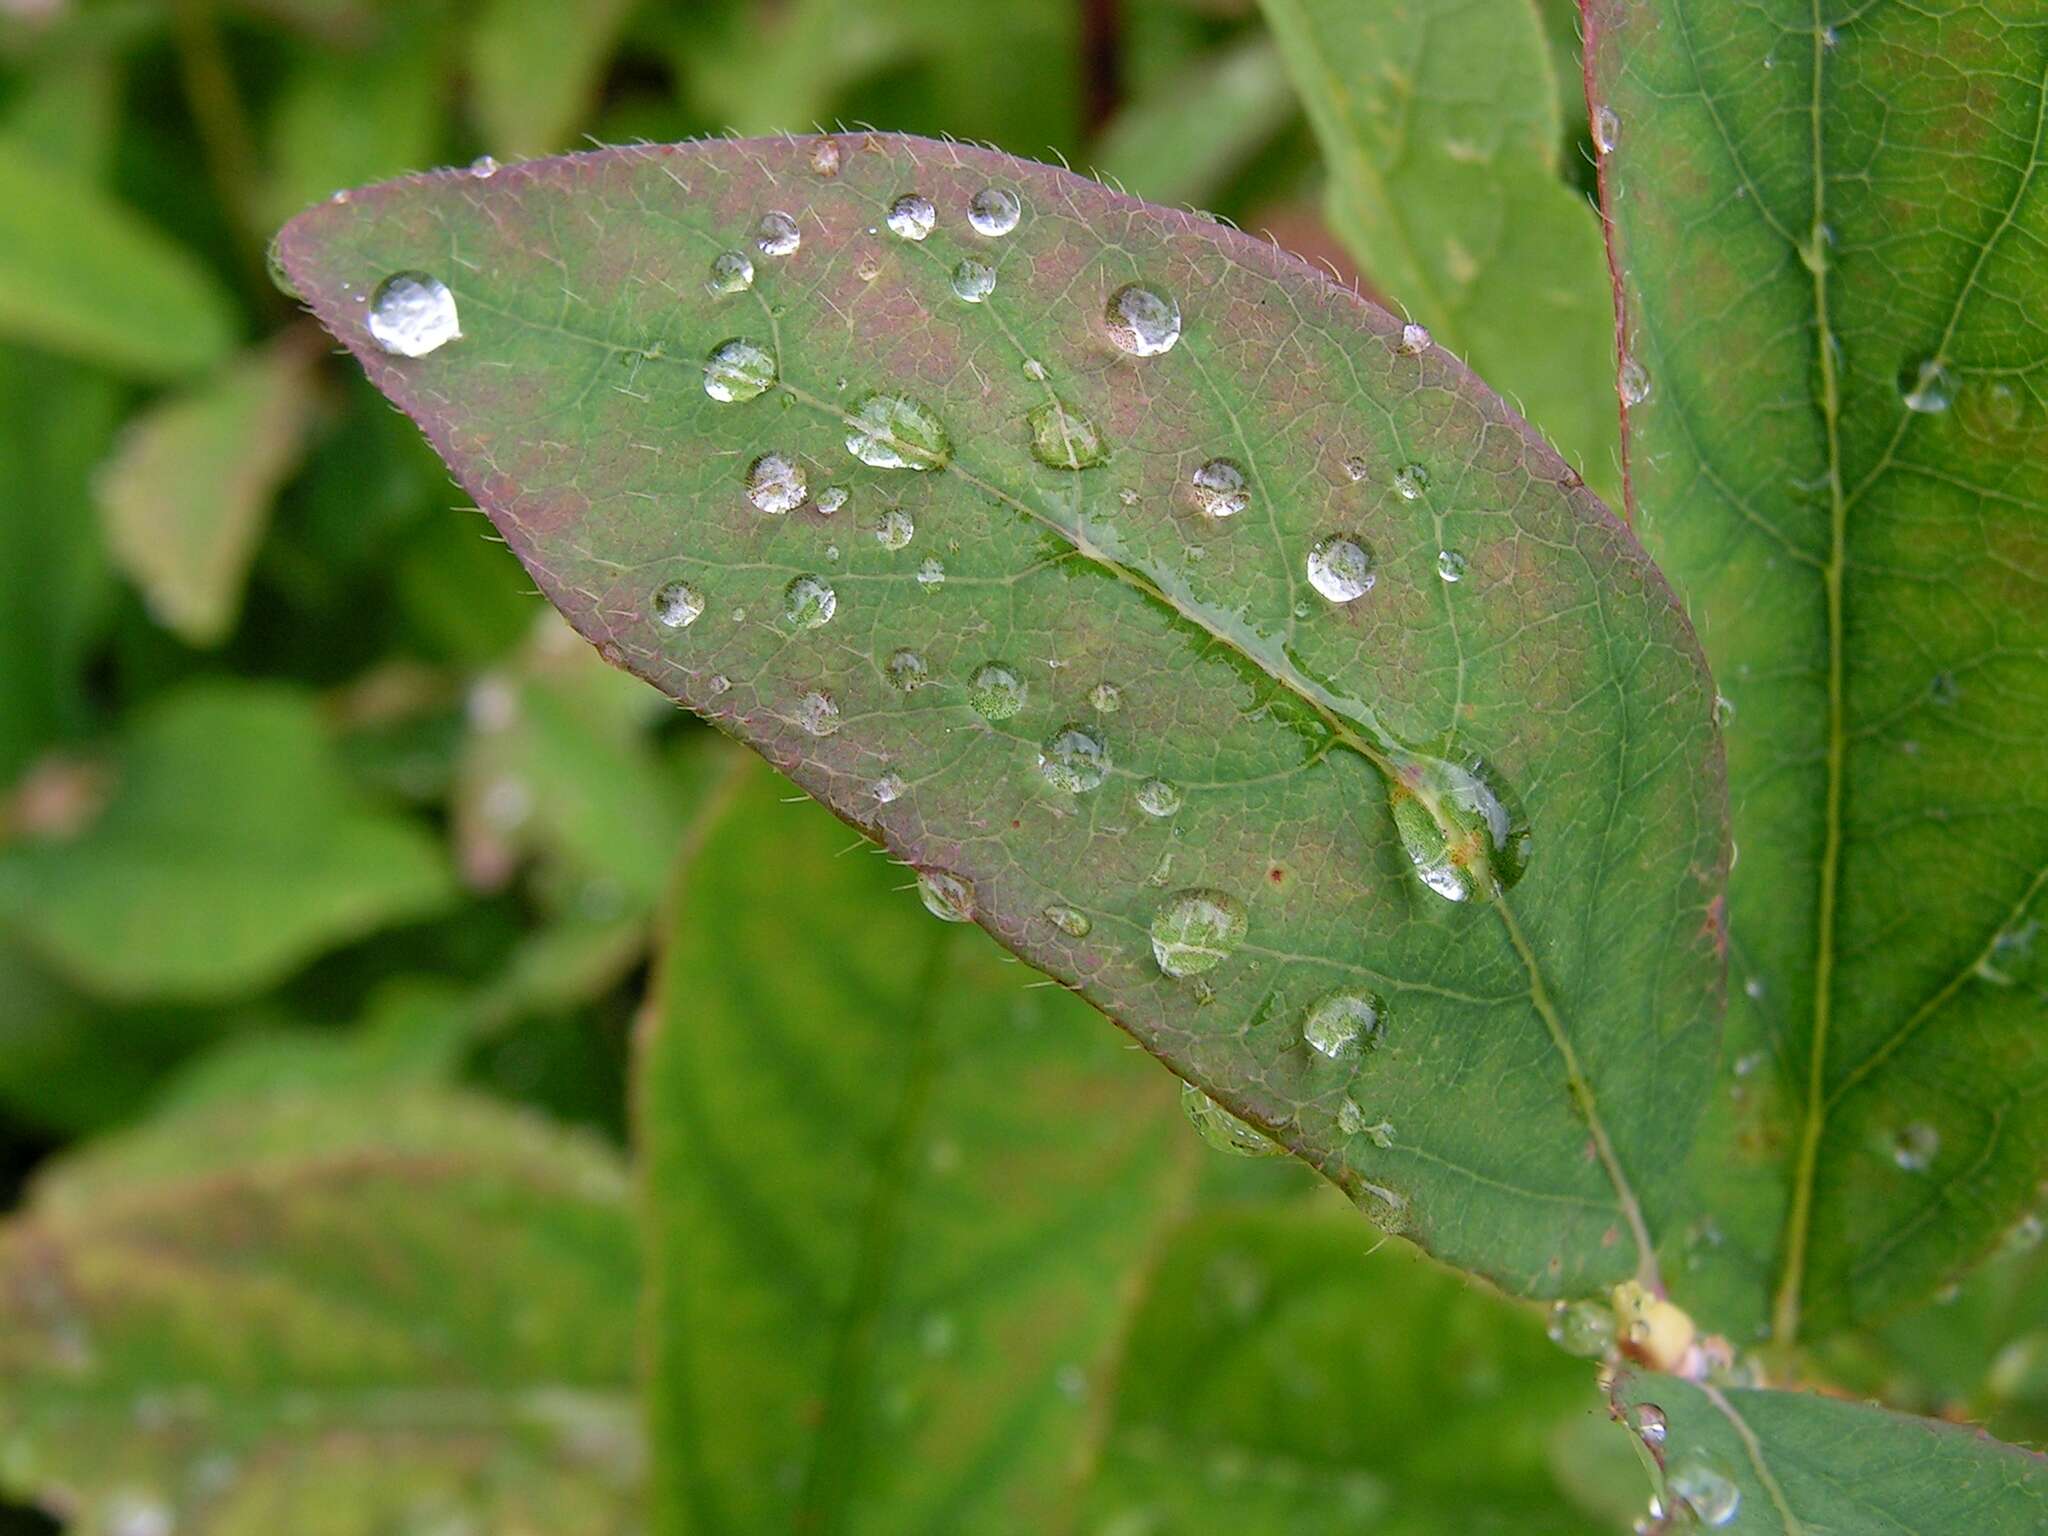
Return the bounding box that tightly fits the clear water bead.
[1027,398,1110,469]
[1901,358,1953,413]
[967,662,1026,719]
[886,648,929,690]
[872,772,905,805]
[1089,681,1122,713]
[917,869,975,922]
[845,392,952,469]
[1593,105,1620,155]
[707,249,754,294]
[951,258,996,303]
[1630,1403,1667,1448]
[1302,990,1382,1059]
[1044,903,1092,937]
[809,139,841,177]
[1397,322,1431,355]
[1393,462,1430,500]
[784,574,837,629]
[1039,724,1109,792]
[651,580,704,629]
[1136,778,1183,817]
[797,690,840,736]
[815,484,848,515]
[1022,357,1049,381]
[468,154,498,178]
[886,193,936,240]
[1342,454,1370,482]
[704,338,777,402]
[1181,1084,1281,1157]
[1619,357,1652,405]
[968,186,1022,236]
[1546,1299,1616,1358]
[1436,548,1468,582]
[1891,1121,1939,1171]
[1668,1457,1740,1528]
[916,557,945,590]
[367,272,461,357]
[1307,535,1376,602]
[1192,458,1249,517]
[756,210,801,257]
[746,452,807,514]
[1151,889,1247,977]
[1104,283,1182,357]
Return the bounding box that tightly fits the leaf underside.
[1589,0,2048,1342]
[277,131,1725,1299]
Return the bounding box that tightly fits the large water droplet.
[1388,751,1532,902]
[1436,548,1468,583]
[967,662,1026,720]
[876,508,915,549]
[1306,535,1376,603]
[704,338,777,402]
[845,392,953,469]
[1039,724,1109,792]
[1302,990,1383,1059]
[784,574,837,629]
[1393,462,1430,500]
[1593,105,1620,154]
[1044,903,1092,937]
[1668,1457,1741,1528]
[917,869,975,922]
[1136,778,1183,818]
[797,689,840,736]
[652,580,704,629]
[1901,357,1953,414]
[756,210,801,257]
[707,249,754,294]
[1105,283,1182,357]
[1891,1121,1939,1172]
[368,272,460,357]
[886,193,936,241]
[951,258,996,303]
[1192,458,1249,518]
[968,186,1022,236]
[1619,357,1652,405]
[1027,398,1110,469]
[1150,889,1246,977]
[1546,1299,1615,1358]
[746,452,807,513]
[886,648,930,690]
[1181,1083,1283,1157]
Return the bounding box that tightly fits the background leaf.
[467,0,636,159]
[1586,0,2048,1343]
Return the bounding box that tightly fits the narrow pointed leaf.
[1587,0,2048,1341]
[275,132,1724,1299]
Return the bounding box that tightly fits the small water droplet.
[756,210,801,257]
[707,249,754,294]
[856,253,882,283]
[1593,105,1620,154]
[1022,357,1048,381]
[967,662,1026,720]
[1039,724,1109,792]
[872,771,906,804]
[797,689,840,736]
[809,139,842,177]
[1136,778,1183,817]
[1930,671,1961,706]
[746,452,808,513]
[469,153,499,178]
[1116,485,1140,506]
[1302,990,1383,1059]
[1901,357,1953,413]
[1027,398,1110,469]
[704,338,777,402]
[1181,1082,1280,1156]
[368,272,460,357]
[1306,534,1376,602]
[706,674,731,695]
[1397,321,1431,355]
[1436,549,1468,583]
[1620,357,1652,405]
[784,574,837,629]
[815,484,849,515]
[1089,681,1122,713]
[968,186,1022,236]
[1630,1402,1667,1448]
[886,193,936,241]
[1547,1300,1615,1358]
[1104,283,1182,357]
[1151,889,1246,977]
[845,392,953,469]
[1890,1121,1939,1172]
[917,869,975,922]
[1191,457,1249,517]
[1044,903,1092,937]
[1337,1101,1395,1146]
[951,258,996,303]
[1393,462,1430,500]
[652,580,704,629]
[874,507,915,550]
[916,556,946,590]
[886,648,929,690]
[1342,454,1370,482]
[1668,1456,1741,1527]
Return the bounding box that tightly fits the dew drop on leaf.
[1630,1402,1667,1448]
[651,580,704,629]
[1044,903,1092,937]
[1900,357,1953,414]
[1342,454,1371,482]
[1306,534,1376,602]
[1397,321,1431,355]
[966,662,1027,720]
[1890,1121,1939,1171]
[886,648,929,690]
[746,452,807,513]
[1620,357,1652,405]
[872,772,905,805]
[886,193,936,241]
[1546,1299,1615,1358]
[704,338,777,402]
[916,869,975,922]
[808,139,841,177]
[1135,777,1182,817]
[756,210,801,257]
[367,272,460,357]
[1388,752,1532,903]
[797,689,840,736]
[1668,1456,1741,1528]
[783,574,837,629]
[1150,889,1246,977]
[1593,105,1620,155]
[968,186,1022,236]
[1021,357,1048,381]
[845,392,953,469]
[875,508,915,549]
[1437,548,1468,583]
[1191,457,1249,517]
[706,674,731,696]
[707,249,754,294]
[916,557,946,590]
[1088,681,1122,713]
[1393,462,1430,500]
[1039,724,1110,792]
[1104,283,1182,357]
[815,484,848,515]
[950,258,996,303]
[468,154,498,178]
[1181,1083,1281,1157]
[1302,990,1383,1059]
[1026,398,1110,469]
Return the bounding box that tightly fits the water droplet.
[1930,671,1961,706]
[367,272,460,357]
[886,648,929,690]
[875,508,915,549]
[1397,321,1431,355]
[1104,283,1182,357]
[917,869,975,922]
[856,253,882,283]
[951,258,996,303]
[746,452,808,514]
[1546,1299,1616,1358]
[1436,548,1467,583]
[1044,903,1092,937]
[1901,357,1953,413]
[1191,457,1249,517]
[1342,454,1370,482]
[707,249,754,294]
[1302,990,1383,1059]
[967,662,1026,720]
[1890,1121,1939,1172]
[1022,357,1048,381]
[1116,486,1139,506]
[706,674,731,695]
[1089,681,1122,713]
[756,210,801,257]
[1620,357,1652,405]
[1026,398,1110,469]
[704,338,777,402]
[809,139,841,177]
[1668,1456,1741,1528]
[797,690,840,736]
[1338,1101,1395,1146]
[1181,1083,1281,1157]
[1393,462,1430,500]
[886,193,936,241]
[845,392,953,469]
[916,557,946,590]
[1306,535,1376,602]
[815,484,848,515]
[784,574,837,629]
[1039,724,1109,792]
[1593,105,1620,154]
[872,771,905,804]
[1150,889,1246,977]
[652,580,704,629]
[1630,1402,1667,1448]
[469,153,499,178]
[968,186,1022,236]
[1136,778,1183,817]
[1388,751,1532,902]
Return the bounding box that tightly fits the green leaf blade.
[278,132,1725,1299]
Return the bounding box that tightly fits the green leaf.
[466,0,634,159]
[0,137,237,378]
[1259,0,1621,501]
[1609,1370,2048,1532]
[276,132,1725,1301]
[96,329,323,646]
[1586,0,2048,1341]
[641,757,1197,1533]
[0,1087,640,1535]
[1093,36,1298,209]
[0,682,455,1002]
